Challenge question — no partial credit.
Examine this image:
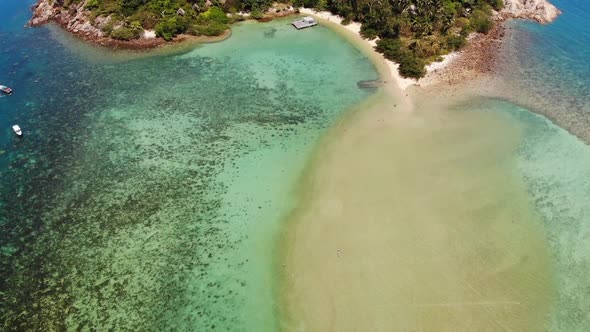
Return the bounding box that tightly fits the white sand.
[142,30,156,39]
[299,8,459,91]
[426,52,459,72]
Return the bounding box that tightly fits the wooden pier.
[292,17,318,29]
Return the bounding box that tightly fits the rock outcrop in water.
[30,0,102,37]
[501,0,561,24]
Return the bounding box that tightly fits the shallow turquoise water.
[465,98,590,330]
[0,3,376,329]
[510,103,590,330]
[491,2,590,327]
[2,0,590,330]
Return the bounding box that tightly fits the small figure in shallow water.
[337,248,341,258]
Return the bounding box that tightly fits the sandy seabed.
[276,14,555,331]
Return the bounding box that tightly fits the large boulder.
[502,0,561,24]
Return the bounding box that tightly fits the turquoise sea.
[0,1,376,329]
[496,1,590,328]
[1,0,590,330]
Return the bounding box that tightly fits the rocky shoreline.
[417,0,561,89]
[418,23,507,88]
[28,0,295,50]
[29,0,168,49]
[29,0,560,57]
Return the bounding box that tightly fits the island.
[30,0,560,78]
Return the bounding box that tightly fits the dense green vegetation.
[63,0,499,77]
[299,0,502,78]
[73,0,278,41]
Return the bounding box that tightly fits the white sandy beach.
[299,8,459,91]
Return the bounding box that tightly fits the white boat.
[0,85,13,94]
[12,125,22,136]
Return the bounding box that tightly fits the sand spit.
[278,91,555,331]
[276,17,555,331]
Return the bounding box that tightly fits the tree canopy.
[78,0,277,41]
[301,0,502,78]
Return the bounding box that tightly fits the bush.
[155,17,184,41]
[102,21,114,35]
[460,25,472,37]
[96,0,121,16]
[85,0,99,10]
[360,24,378,40]
[470,10,493,34]
[189,22,228,36]
[200,6,229,24]
[241,0,274,11]
[375,38,406,63]
[303,0,319,8]
[488,0,504,11]
[120,0,145,16]
[454,17,470,29]
[129,10,158,29]
[110,26,140,40]
[315,0,327,11]
[375,38,426,78]
[411,38,442,58]
[445,34,466,50]
[292,0,304,7]
[250,9,264,19]
[479,3,494,15]
[398,55,426,79]
[341,17,352,26]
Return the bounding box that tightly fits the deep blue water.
[498,0,590,140]
[518,0,590,93]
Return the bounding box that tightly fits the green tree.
[200,6,229,24]
[155,17,183,40]
[375,38,406,62]
[110,27,141,40]
[121,0,146,16]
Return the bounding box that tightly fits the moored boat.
[0,85,13,94]
[12,125,22,137]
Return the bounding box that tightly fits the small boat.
[0,85,13,95]
[12,125,22,137]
